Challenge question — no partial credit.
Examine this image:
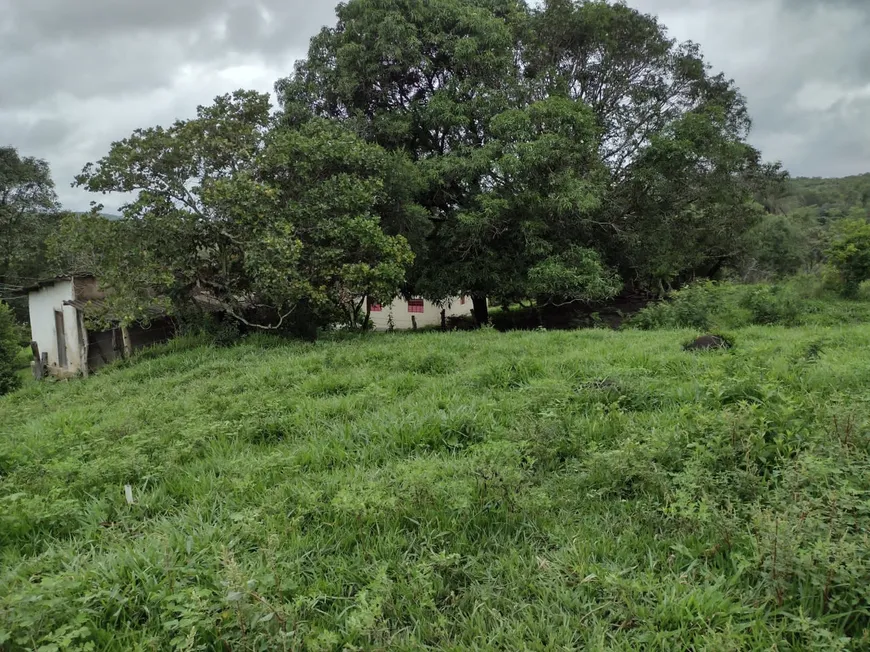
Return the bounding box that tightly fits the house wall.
[28,279,85,374]
[368,297,474,331]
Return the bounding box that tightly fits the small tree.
[0,301,22,396]
[826,218,870,298]
[742,213,813,279]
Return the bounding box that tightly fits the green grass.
[13,347,32,388]
[2,327,870,650]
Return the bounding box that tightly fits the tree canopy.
[62,91,414,335]
[0,146,62,319]
[278,0,782,313]
[40,0,799,336]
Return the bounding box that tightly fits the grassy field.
[2,326,870,650]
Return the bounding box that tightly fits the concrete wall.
[28,279,85,374]
[368,296,474,331]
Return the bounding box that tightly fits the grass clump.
[2,326,870,649]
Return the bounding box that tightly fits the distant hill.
[782,173,870,219]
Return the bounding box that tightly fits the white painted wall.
[28,279,85,374]
[368,297,474,331]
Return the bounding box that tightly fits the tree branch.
[225,305,296,330]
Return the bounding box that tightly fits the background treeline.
[740,173,870,283]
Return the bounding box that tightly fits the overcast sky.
[1,0,868,212]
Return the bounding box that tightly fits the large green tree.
[527,0,783,290]
[279,0,530,321]
[0,147,62,319]
[281,0,781,313]
[414,97,621,313]
[63,91,414,336]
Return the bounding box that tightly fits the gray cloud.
[632,0,870,178]
[0,0,867,212]
[0,0,336,210]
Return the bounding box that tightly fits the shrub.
[740,285,801,326]
[0,301,22,396]
[629,281,720,330]
[826,218,870,298]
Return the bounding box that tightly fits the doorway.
[55,310,68,368]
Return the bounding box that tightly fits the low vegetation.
[0,302,22,396]
[630,279,870,332]
[3,323,870,649]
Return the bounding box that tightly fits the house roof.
[25,274,95,293]
[63,298,167,322]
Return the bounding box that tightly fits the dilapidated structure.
[26,275,173,376]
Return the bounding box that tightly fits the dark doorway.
[55,310,68,368]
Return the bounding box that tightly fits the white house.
[366,296,475,330]
[26,275,173,377]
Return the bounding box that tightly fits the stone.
[684,335,731,351]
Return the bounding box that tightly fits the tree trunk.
[121,326,133,359]
[362,303,372,331]
[472,294,489,327]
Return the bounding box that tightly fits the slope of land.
[2,327,870,650]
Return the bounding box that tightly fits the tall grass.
[630,279,870,331]
[2,326,870,649]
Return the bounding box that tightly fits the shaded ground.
[490,292,652,331]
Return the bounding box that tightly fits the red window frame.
[460,297,466,306]
[408,298,425,314]
[368,297,382,312]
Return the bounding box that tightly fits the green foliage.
[526,246,621,302]
[630,280,870,331]
[0,146,62,321]
[742,213,814,279]
[826,218,870,298]
[749,175,870,280]
[281,0,778,305]
[4,326,870,648]
[740,285,801,326]
[779,174,870,221]
[629,281,725,330]
[61,93,414,334]
[0,302,21,396]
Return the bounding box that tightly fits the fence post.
[30,341,44,380]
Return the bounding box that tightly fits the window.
[460,297,466,306]
[368,297,382,312]
[408,298,425,314]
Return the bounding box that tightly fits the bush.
[741,285,801,326]
[743,213,812,279]
[629,281,721,330]
[826,218,870,298]
[0,301,23,396]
